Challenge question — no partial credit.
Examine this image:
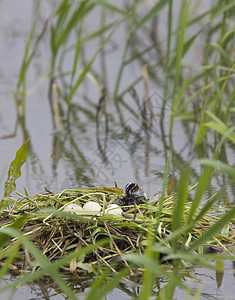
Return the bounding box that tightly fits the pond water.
[1,261,235,299]
[0,0,234,299]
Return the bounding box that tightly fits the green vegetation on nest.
[1,0,235,298]
[0,183,234,298]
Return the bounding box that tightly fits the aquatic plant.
[0,165,234,299]
[1,0,234,299]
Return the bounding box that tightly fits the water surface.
[0,1,234,299]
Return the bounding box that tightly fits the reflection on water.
[0,0,234,299]
[175,261,235,300]
[2,261,235,299]
[0,0,234,203]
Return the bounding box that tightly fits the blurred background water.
[1,0,234,202]
[0,0,234,299]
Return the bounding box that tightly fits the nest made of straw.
[1,187,234,272]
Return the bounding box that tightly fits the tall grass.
[14,0,235,138]
[2,0,235,299]
[1,156,234,299]
[15,2,48,123]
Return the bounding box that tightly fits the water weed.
[1,0,235,298]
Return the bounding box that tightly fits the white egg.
[105,204,122,216]
[63,203,83,214]
[83,201,101,212]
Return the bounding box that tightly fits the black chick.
[118,183,145,212]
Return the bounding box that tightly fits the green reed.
[0,153,234,299]
[15,2,47,122]
[15,0,234,135]
[6,0,235,299]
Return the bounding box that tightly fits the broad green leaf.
[4,138,29,197]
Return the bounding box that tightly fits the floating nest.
[0,186,234,274]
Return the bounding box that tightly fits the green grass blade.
[97,0,127,15]
[165,252,234,266]
[195,123,208,145]
[0,241,20,281]
[187,206,235,252]
[172,0,190,92]
[68,18,123,104]
[125,253,173,280]
[170,0,190,135]
[170,76,191,118]
[0,227,76,299]
[199,159,235,178]
[113,5,135,99]
[156,151,172,230]
[70,4,84,83]
[169,31,200,72]
[204,111,235,143]
[211,0,235,19]
[131,0,169,35]
[172,169,190,248]
[85,269,110,300]
[177,73,233,114]
[216,259,224,289]
[55,0,71,30]
[204,122,235,143]
[194,187,226,223]
[211,42,233,65]
[82,21,117,43]
[212,60,227,109]
[139,232,155,300]
[17,1,40,90]
[16,1,41,117]
[114,0,168,98]
[56,2,94,50]
[186,165,213,224]
[0,215,27,245]
[0,227,108,298]
[86,268,129,300]
[126,253,190,294]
